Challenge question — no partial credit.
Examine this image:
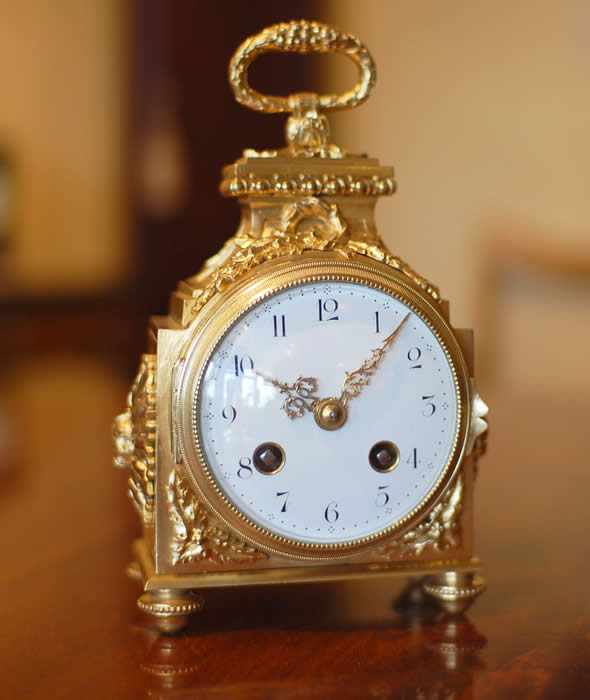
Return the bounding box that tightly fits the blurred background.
[1,0,589,470]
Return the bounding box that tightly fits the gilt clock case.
[113,19,488,630]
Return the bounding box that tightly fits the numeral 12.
[318,298,339,321]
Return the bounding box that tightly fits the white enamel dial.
[194,279,459,546]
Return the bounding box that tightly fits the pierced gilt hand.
[339,313,410,406]
[255,312,410,427]
[256,372,321,420]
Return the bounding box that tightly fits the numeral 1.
[374,311,380,333]
[407,448,418,469]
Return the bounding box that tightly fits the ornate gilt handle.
[229,19,376,114]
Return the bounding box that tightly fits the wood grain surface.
[1,355,588,699]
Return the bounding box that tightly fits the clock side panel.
[152,323,193,575]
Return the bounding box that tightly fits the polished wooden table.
[1,355,588,698]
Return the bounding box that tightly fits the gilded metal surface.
[286,93,336,157]
[137,590,204,633]
[137,593,202,617]
[175,256,469,561]
[278,197,346,240]
[340,313,409,406]
[229,19,375,115]
[112,412,133,470]
[113,354,157,524]
[136,533,481,593]
[313,397,348,431]
[183,197,347,325]
[117,19,487,613]
[422,571,486,614]
[167,470,268,565]
[179,199,440,328]
[228,20,378,156]
[346,239,441,302]
[220,171,397,198]
[375,475,464,558]
[466,387,488,456]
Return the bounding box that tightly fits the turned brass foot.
[137,589,204,634]
[421,571,486,615]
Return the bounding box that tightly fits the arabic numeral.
[376,485,390,507]
[408,347,422,369]
[318,298,339,321]
[407,447,418,469]
[237,457,253,479]
[273,315,286,337]
[422,395,436,417]
[221,406,237,424]
[234,354,254,376]
[276,491,289,513]
[324,501,339,522]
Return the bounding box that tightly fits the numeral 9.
[222,406,237,424]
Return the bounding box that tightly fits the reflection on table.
[1,354,589,698]
[135,586,486,698]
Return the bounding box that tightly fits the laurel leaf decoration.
[167,471,268,565]
[376,475,463,558]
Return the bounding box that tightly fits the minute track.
[195,278,460,546]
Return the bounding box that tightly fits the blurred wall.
[0,0,127,294]
[325,0,590,305]
[324,1,590,392]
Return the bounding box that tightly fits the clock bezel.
[175,252,471,560]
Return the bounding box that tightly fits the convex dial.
[195,279,459,546]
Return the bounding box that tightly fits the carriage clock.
[113,19,488,633]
